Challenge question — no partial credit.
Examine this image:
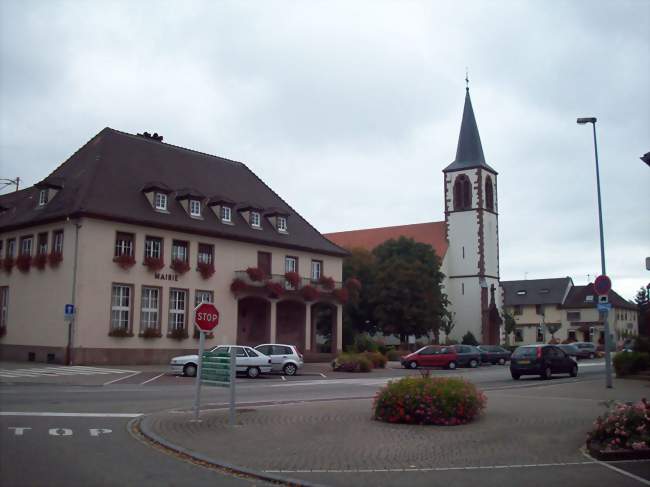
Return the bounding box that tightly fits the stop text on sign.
[196,313,218,322]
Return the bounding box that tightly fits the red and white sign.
[594,275,612,296]
[194,302,220,332]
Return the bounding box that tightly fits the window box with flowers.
[265,281,285,299]
[34,254,48,270]
[197,262,215,279]
[16,255,32,272]
[144,256,165,272]
[139,328,162,338]
[48,251,63,268]
[285,271,301,288]
[231,278,249,294]
[246,266,266,282]
[108,328,134,337]
[168,328,189,340]
[300,285,320,302]
[1,257,12,273]
[113,254,135,270]
[170,259,190,274]
[318,275,336,291]
[332,287,350,304]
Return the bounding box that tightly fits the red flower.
[284,271,301,288]
[230,278,248,294]
[48,252,63,268]
[265,281,285,299]
[197,261,215,279]
[113,254,135,270]
[318,275,336,290]
[34,254,48,270]
[16,254,32,272]
[170,258,190,274]
[246,267,266,282]
[144,256,165,271]
[300,285,320,302]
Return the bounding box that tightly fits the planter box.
[587,441,650,461]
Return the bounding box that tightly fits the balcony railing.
[234,271,342,291]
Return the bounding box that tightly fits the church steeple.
[444,88,496,173]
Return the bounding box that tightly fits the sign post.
[594,274,613,389]
[192,302,220,420]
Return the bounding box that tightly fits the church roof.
[444,89,497,174]
[324,221,448,258]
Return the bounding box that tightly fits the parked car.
[557,344,580,361]
[510,344,578,380]
[401,346,459,370]
[170,345,272,378]
[254,344,304,376]
[477,345,511,365]
[573,342,597,360]
[453,345,482,368]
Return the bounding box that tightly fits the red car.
[401,346,459,370]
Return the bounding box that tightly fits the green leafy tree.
[342,248,376,344]
[461,331,479,346]
[502,309,517,346]
[635,286,650,337]
[370,237,446,344]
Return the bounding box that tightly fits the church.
[325,87,503,345]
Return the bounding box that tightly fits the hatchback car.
[573,342,597,359]
[453,345,481,368]
[557,344,580,361]
[254,344,303,376]
[401,346,459,370]
[170,345,272,378]
[510,344,578,380]
[477,345,511,365]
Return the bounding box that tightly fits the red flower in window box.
[167,328,188,340]
[170,258,190,274]
[345,277,362,292]
[230,278,248,294]
[3,257,14,273]
[34,254,48,270]
[265,281,285,299]
[285,271,301,288]
[108,328,133,337]
[197,261,215,279]
[113,254,135,270]
[333,287,350,304]
[300,285,320,302]
[16,254,32,272]
[144,256,165,272]
[48,251,63,268]
[318,275,336,291]
[139,328,162,338]
[246,266,266,282]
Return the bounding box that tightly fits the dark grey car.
[453,345,481,368]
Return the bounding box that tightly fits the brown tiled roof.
[563,283,637,310]
[0,127,348,257]
[324,222,448,258]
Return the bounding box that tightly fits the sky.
[1,0,648,300]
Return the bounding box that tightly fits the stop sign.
[194,302,220,332]
[594,275,612,296]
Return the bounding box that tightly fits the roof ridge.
[325,221,445,235]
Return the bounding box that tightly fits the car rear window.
[512,347,537,358]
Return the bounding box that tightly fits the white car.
[170,345,272,378]
[254,344,304,376]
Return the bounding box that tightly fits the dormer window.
[277,216,288,233]
[585,295,594,303]
[34,178,63,208]
[221,206,232,223]
[189,199,201,218]
[250,211,261,228]
[516,290,527,296]
[38,189,49,206]
[155,192,168,211]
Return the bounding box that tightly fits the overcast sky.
[1,0,648,300]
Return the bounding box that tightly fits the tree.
[461,331,479,346]
[440,308,455,341]
[341,247,376,342]
[502,309,517,346]
[370,237,446,344]
[635,286,650,337]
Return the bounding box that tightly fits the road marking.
[103,371,141,386]
[0,412,142,417]
[0,366,136,378]
[281,376,286,381]
[8,427,31,435]
[582,449,650,485]
[578,362,606,368]
[89,428,112,436]
[319,373,327,378]
[140,373,165,385]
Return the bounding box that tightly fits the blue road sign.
[597,303,612,312]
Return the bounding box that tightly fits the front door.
[257,252,271,276]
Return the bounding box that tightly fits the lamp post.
[577,116,612,388]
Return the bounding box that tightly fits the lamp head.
[577,117,597,124]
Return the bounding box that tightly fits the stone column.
[270,299,277,343]
[305,303,312,351]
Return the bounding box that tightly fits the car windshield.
[512,347,538,358]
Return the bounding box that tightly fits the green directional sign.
[201,351,233,387]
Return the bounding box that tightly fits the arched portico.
[276,300,306,349]
[237,297,270,346]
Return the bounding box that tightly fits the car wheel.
[588,353,595,359]
[409,361,418,369]
[570,364,578,377]
[247,367,261,379]
[541,366,552,380]
[469,359,478,368]
[448,361,457,370]
[511,372,520,380]
[498,358,506,365]
[183,363,197,377]
[283,363,298,376]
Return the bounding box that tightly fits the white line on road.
[103,371,141,386]
[319,373,327,378]
[139,373,165,385]
[582,449,650,485]
[0,412,142,417]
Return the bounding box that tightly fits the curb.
[134,415,328,487]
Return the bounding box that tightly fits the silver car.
[254,344,304,376]
[170,345,272,378]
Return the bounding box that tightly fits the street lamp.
[577,116,613,388]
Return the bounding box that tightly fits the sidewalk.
[138,378,650,486]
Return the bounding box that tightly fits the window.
[144,236,162,259]
[38,189,48,206]
[285,256,297,273]
[567,311,581,321]
[53,230,64,254]
[6,238,15,257]
[114,232,134,257]
[516,290,527,296]
[585,295,594,303]
[257,251,272,275]
[110,284,132,331]
[169,289,187,332]
[140,287,160,331]
[20,236,33,256]
[485,176,494,211]
[462,246,465,259]
[0,287,8,331]
[189,199,201,217]
[453,174,471,210]
[277,216,287,232]
[461,282,465,295]
[197,244,213,265]
[195,290,213,306]
[250,211,261,228]
[246,348,260,358]
[568,330,576,341]
[514,328,523,342]
[171,240,188,262]
[221,206,232,223]
[311,260,322,281]
[154,192,168,211]
[535,304,544,316]
[37,233,48,255]
[513,305,523,315]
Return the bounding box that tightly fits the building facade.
[0,128,348,364]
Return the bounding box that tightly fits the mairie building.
[0,129,348,364]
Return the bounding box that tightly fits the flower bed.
[587,399,650,460]
[332,353,373,372]
[374,376,487,425]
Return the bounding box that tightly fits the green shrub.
[354,334,379,353]
[332,352,373,372]
[386,349,405,361]
[461,331,479,346]
[364,351,387,368]
[374,376,487,425]
[613,352,650,377]
[634,337,650,354]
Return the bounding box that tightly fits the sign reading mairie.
[154,272,179,281]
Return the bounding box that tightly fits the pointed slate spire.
[444,88,496,173]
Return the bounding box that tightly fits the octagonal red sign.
[194,302,220,332]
